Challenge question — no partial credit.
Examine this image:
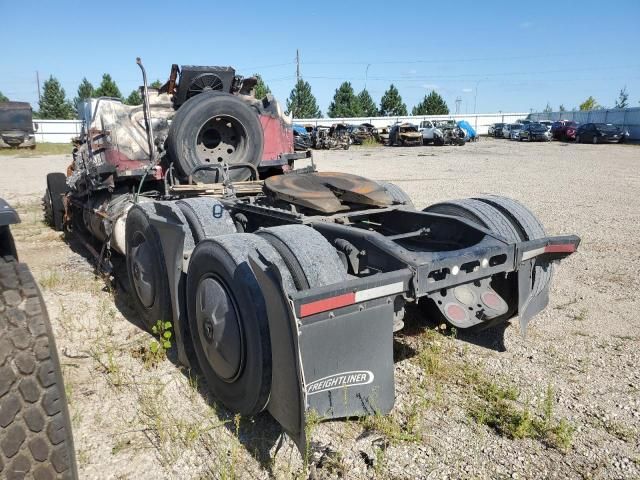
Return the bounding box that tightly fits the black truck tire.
[166,92,264,184]
[0,256,78,479]
[44,173,68,231]
[175,198,237,244]
[424,198,522,243]
[379,182,414,208]
[125,202,196,331]
[256,225,348,291]
[473,195,552,296]
[186,234,296,415]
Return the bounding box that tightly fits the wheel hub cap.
[131,241,155,308]
[195,277,242,381]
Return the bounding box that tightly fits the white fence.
[31,109,640,144]
[31,112,529,143]
[529,107,640,141]
[32,119,82,143]
[294,113,528,135]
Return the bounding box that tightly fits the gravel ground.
[1,138,638,479]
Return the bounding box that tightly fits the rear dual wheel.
[187,227,347,414]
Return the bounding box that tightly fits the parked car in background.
[348,124,376,145]
[457,120,477,141]
[551,120,578,141]
[0,101,36,149]
[575,123,630,144]
[293,124,312,151]
[509,123,524,140]
[564,123,579,141]
[502,123,519,139]
[519,123,552,142]
[538,120,553,131]
[389,123,422,146]
[493,122,506,137]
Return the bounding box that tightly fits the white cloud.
[462,88,473,93]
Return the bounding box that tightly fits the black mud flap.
[147,208,195,368]
[248,255,396,452]
[517,259,550,336]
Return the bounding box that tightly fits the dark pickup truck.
[0,101,36,149]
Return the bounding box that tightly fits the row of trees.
[285,80,449,119]
[541,87,632,113]
[31,71,450,120]
[1,74,164,120]
[1,74,634,120]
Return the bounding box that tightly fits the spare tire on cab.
[166,92,264,184]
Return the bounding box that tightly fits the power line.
[300,52,624,66]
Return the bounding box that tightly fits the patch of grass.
[468,379,574,451]
[0,142,72,156]
[131,321,173,369]
[360,402,422,445]
[358,137,382,147]
[111,438,132,455]
[603,420,636,442]
[38,270,62,290]
[568,308,588,322]
[554,297,579,310]
[416,329,451,379]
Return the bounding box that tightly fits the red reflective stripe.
[299,292,356,317]
[544,244,576,254]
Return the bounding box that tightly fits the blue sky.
[1,0,639,115]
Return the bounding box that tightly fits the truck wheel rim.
[196,115,247,166]
[130,233,156,308]
[195,276,243,382]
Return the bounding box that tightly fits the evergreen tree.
[579,96,599,111]
[94,74,122,99]
[38,76,74,119]
[149,79,163,89]
[379,84,407,116]
[125,89,142,105]
[543,102,553,113]
[286,79,322,118]
[73,78,94,113]
[559,104,566,112]
[615,86,629,109]
[0,91,8,102]
[357,89,378,117]
[327,82,361,118]
[412,91,449,115]
[253,74,271,99]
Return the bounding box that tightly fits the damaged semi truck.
[44,59,580,452]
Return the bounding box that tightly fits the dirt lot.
[1,138,639,479]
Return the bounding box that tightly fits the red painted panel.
[259,115,294,161]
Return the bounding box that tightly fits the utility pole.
[364,63,371,91]
[36,71,41,104]
[455,97,462,115]
[294,50,301,119]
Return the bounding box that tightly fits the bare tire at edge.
[0,256,78,479]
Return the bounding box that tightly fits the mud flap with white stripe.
[248,255,396,452]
